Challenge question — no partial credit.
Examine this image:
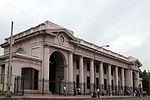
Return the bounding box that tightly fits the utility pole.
[6,21,13,97]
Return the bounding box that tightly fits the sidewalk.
[24,95,135,99]
[0,95,138,99]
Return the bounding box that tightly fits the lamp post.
[93,45,109,91]
[100,45,109,48]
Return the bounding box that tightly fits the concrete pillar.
[43,46,49,92]
[115,66,118,95]
[79,56,84,93]
[135,71,139,88]
[68,52,73,93]
[121,68,125,91]
[126,69,133,91]
[130,70,133,89]
[90,59,94,91]
[4,63,8,91]
[99,62,104,90]
[108,64,112,95]
[64,66,68,83]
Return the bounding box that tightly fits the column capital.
[79,55,83,58]
[69,51,73,54]
[89,58,94,61]
[99,61,103,64]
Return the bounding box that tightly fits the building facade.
[0,21,142,95]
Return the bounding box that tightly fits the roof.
[0,21,142,67]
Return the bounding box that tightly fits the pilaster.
[68,52,73,93]
[43,46,49,92]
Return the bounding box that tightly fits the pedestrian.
[63,85,67,96]
[143,91,145,97]
[74,88,76,96]
[78,87,81,95]
[137,90,140,97]
[120,89,123,95]
[102,91,104,96]
[92,90,97,98]
[97,88,100,98]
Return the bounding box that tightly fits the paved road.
[0,97,150,100]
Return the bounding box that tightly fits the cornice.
[76,43,132,65]
[0,53,42,62]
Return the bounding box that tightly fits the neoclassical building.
[0,21,142,95]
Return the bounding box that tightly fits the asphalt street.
[0,97,150,100]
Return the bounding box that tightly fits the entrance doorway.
[22,68,39,90]
[49,51,65,94]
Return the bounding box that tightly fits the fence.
[13,76,95,95]
[0,74,142,96]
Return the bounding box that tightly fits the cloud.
[0,0,150,71]
[109,35,145,54]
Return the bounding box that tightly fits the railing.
[0,74,143,96]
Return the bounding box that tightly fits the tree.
[140,70,149,90]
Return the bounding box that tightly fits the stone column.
[64,66,68,83]
[121,68,125,91]
[68,52,73,93]
[136,71,141,92]
[135,71,139,89]
[126,69,133,91]
[79,56,84,93]
[130,70,133,89]
[43,46,49,92]
[90,59,94,91]
[4,63,8,91]
[115,66,118,95]
[108,64,112,95]
[99,62,104,90]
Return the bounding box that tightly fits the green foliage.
[0,91,14,96]
[140,70,149,90]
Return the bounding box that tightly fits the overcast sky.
[0,0,150,71]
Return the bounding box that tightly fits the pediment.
[46,28,76,42]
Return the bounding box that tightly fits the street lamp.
[100,45,109,48]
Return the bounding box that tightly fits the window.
[104,79,107,90]
[96,78,99,88]
[59,35,65,43]
[76,60,79,69]
[0,65,5,84]
[96,65,99,73]
[87,62,90,71]
[87,77,90,89]
[111,68,113,76]
[76,75,79,88]
[112,80,114,90]
[104,67,107,74]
